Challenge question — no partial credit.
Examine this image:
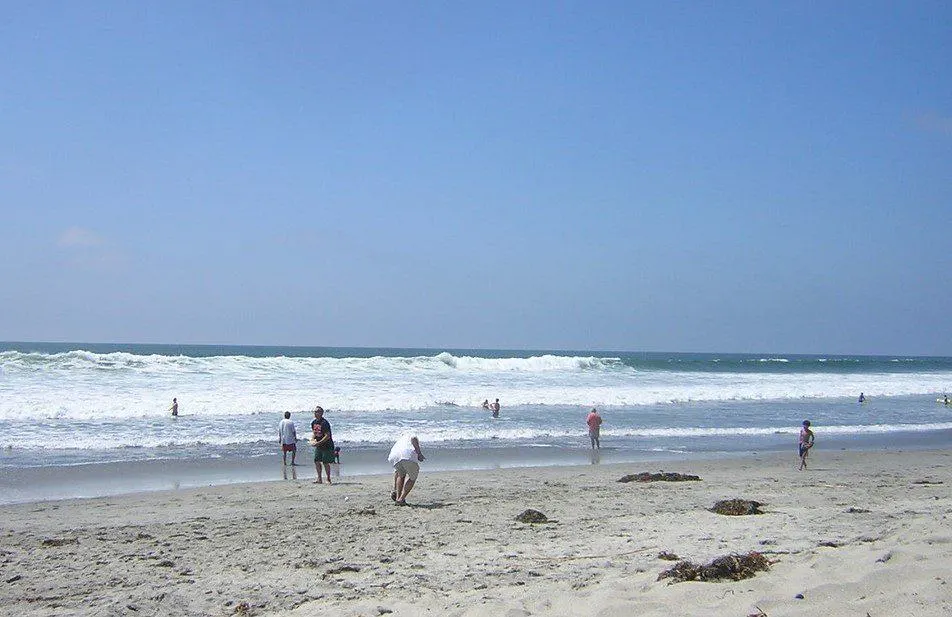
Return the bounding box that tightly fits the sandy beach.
[1,448,950,617]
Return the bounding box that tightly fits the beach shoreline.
[4,428,952,506]
[2,448,950,616]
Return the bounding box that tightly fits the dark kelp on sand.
[515,509,549,524]
[658,552,771,583]
[710,499,765,515]
[618,472,701,483]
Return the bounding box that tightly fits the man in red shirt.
[586,408,603,449]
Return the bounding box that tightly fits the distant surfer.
[491,398,500,418]
[482,399,490,410]
[170,398,178,417]
[798,420,815,471]
[944,395,950,405]
[858,392,866,403]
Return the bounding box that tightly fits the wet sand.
[0,443,771,506]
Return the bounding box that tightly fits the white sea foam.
[3,350,952,457]
[339,421,952,444]
[609,422,952,438]
[7,417,952,452]
[3,350,952,421]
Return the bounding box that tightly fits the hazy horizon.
[3,339,949,359]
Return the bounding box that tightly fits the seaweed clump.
[515,509,548,524]
[710,499,764,515]
[41,538,79,547]
[618,472,701,483]
[657,552,771,583]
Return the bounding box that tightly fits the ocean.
[2,342,952,503]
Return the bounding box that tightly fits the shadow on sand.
[402,501,453,510]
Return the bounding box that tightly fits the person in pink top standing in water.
[586,408,603,449]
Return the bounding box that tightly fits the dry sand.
[1,449,950,616]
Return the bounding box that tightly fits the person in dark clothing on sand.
[311,406,335,484]
[798,420,815,471]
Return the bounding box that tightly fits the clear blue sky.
[2,2,950,355]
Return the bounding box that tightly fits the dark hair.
[284,411,291,419]
[802,420,811,427]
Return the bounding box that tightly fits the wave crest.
[0,350,624,376]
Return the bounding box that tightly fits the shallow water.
[2,343,951,479]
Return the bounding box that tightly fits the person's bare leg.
[314,460,323,483]
[393,472,405,501]
[323,462,332,484]
[398,478,415,503]
[291,450,296,466]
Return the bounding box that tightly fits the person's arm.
[314,422,331,447]
[411,437,426,461]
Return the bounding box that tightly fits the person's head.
[591,407,597,414]
[284,411,291,419]
[173,398,177,403]
[314,406,324,418]
[495,398,499,403]
[802,420,811,428]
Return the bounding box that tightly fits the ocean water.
[2,342,952,476]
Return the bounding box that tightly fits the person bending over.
[388,434,425,506]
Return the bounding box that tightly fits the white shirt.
[388,434,417,465]
[278,418,297,445]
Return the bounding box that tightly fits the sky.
[1,2,950,355]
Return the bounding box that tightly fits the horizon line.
[0,340,946,360]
